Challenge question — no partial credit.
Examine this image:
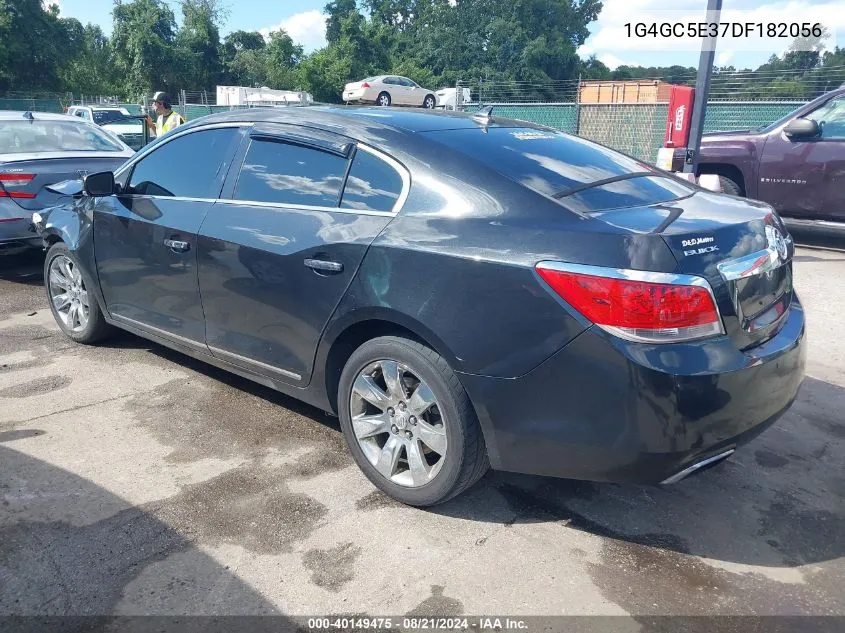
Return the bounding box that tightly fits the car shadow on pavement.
[0,436,305,630]
[0,247,44,284]
[432,375,845,570]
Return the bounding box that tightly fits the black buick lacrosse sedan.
[33,106,805,506]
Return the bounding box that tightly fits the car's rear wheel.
[377,92,391,107]
[44,242,112,344]
[717,175,743,197]
[423,95,436,109]
[338,336,489,506]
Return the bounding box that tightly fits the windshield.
[426,126,695,211]
[93,110,131,125]
[0,119,126,153]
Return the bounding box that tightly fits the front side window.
[233,139,347,207]
[341,149,403,212]
[128,127,241,198]
[0,119,125,154]
[807,97,845,140]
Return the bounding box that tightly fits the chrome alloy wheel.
[350,360,448,487]
[49,255,89,332]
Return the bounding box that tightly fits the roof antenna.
[472,105,494,125]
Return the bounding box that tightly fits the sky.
[53,0,843,71]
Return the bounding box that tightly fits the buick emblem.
[766,225,789,262]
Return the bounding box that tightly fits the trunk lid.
[593,190,794,350]
[0,155,129,210]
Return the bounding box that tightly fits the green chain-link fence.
[460,99,810,162]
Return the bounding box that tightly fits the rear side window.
[341,149,403,212]
[234,139,347,207]
[0,119,124,153]
[128,127,241,198]
[425,127,693,210]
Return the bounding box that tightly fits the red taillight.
[0,191,36,199]
[361,82,370,88]
[0,173,36,199]
[536,263,723,343]
[0,173,35,187]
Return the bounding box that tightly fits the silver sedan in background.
[0,111,134,249]
[343,75,438,108]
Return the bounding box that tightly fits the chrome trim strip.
[716,248,782,282]
[213,198,396,217]
[661,449,735,485]
[120,195,219,204]
[111,314,207,351]
[534,261,725,343]
[208,345,302,381]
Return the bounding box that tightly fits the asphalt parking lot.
[1,237,843,624]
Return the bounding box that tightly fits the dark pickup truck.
[671,87,845,229]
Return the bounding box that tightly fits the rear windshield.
[0,119,125,154]
[426,127,694,211]
[93,110,131,125]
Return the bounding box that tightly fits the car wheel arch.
[698,163,746,196]
[318,311,462,414]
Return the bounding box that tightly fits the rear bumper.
[460,297,807,484]
[0,217,40,247]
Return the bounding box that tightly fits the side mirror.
[783,118,820,139]
[83,171,116,197]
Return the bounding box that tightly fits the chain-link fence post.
[574,74,582,136]
[180,89,187,120]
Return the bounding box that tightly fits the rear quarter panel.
[321,131,678,379]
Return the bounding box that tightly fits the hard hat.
[152,91,171,106]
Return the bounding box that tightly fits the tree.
[111,0,178,98]
[221,30,268,87]
[265,30,304,89]
[61,24,118,95]
[0,0,77,92]
[325,0,358,45]
[176,0,225,92]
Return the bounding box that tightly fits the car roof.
[0,111,80,121]
[190,104,543,135]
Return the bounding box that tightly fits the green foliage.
[111,0,178,99]
[176,0,225,92]
[5,0,845,107]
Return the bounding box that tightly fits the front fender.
[36,198,106,314]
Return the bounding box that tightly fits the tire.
[377,92,391,107]
[44,242,112,344]
[338,336,489,506]
[717,175,743,197]
[423,95,436,109]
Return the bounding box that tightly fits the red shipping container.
[664,85,695,148]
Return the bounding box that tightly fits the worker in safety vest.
[146,91,184,137]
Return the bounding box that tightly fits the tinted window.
[561,176,694,213]
[128,128,240,198]
[93,110,130,125]
[425,127,656,197]
[0,119,125,153]
[234,139,347,207]
[808,97,845,140]
[341,149,403,212]
[383,77,398,85]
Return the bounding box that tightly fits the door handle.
[304,258,343,274]
[164,239,190,253]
